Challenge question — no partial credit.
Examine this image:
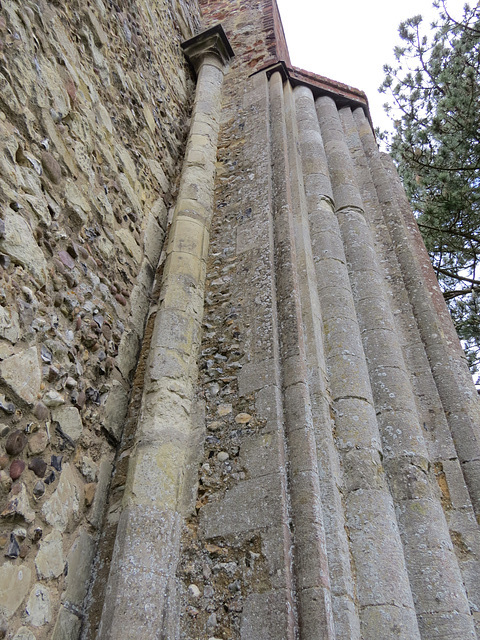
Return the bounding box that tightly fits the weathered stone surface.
[63,529,95,607]
[103,380,129,442]
[0,0,479,637]
[12,627,36,640]
[28,430,48,455]
[0,212,47,284]
[0,564,31,618]
[43,391,65,407]
[42,463,84,532]
[1,482,35,522]
[0,347,41,405]
[51,406,83,443]
[35,529,64,579]
[5,430,27,456]
[25,583,51,627]
[87,458,112,530]
[51,605,81,640]
[9,459,25,480]
[0,305,19,343]
[115,229,142,265]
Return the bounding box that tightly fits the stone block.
[360,603,419,640]
[0,212,47,284]
[35,529,64,579]
[239,432,282,479]
[238,358,277,396]
[51,406,83,443]
[0,346,41,405]
[51,605,82,640]
[25,583,51,627]
[64,528,96,607]
[0,564,31,619]
[103,380,129,443]
[42,463,84,532]
[87,458,113,530]
[200,473,284,539]
[240,589,292,640]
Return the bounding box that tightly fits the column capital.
[182,24,234,73]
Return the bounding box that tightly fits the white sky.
[276,0,467,133]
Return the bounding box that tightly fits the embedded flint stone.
[97,26,233,640]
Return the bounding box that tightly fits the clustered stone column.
[294,85,420,640]
[355,109,480,519]
[263,72,479,639]
[97,26,233,640]
[268,70,335,640]
[322,100,475,639]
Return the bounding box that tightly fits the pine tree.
[380,1,480,377]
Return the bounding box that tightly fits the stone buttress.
[95,1,480,639]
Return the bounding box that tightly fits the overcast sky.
[276,0,467,133]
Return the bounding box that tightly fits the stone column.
[268,71,335,640]
[97,26,233,640]
[355,107,480,519]
[294,85,419,640]
[290,83,361,640]
[347,105,480,638]
[316,95,475,639]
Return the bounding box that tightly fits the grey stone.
[51,406,83,443]
[0,564,31,618]
[117,330,141,381]
[25,583,51,626]
[42,463,84,532]
[103,380,129,442]
[43,390,65,407]
[0,212,47,284]
[87,458,113,530]
[1,482,35,522]
[35,529,64,579]
[0,305,19,343]
[79,456,98,482]
[0,347,41,405]
[12,627,36,640]
[63,528,96,607]
[200,474,284,539]
[240,589,292,640]
[51,605,81,640]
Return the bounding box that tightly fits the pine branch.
[436,267,480,285]
[443,287,474,300]
[417,222,480,244]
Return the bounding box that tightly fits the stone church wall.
[1,0,480,638]
[0,0,200,637]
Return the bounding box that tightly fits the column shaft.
[290,83,362,640]
[269,71,335,640]
[356,108,480,519]
[350,105,480,639]
[296,86,420,640]
[97,51,227,639]
[317,95,475,639]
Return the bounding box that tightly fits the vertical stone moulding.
[268,70,336,640]
[96,26,233,640]
[291,84,362,640]
[297,87,420,640]
[354,107,480,522]
[316,95,475,639]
